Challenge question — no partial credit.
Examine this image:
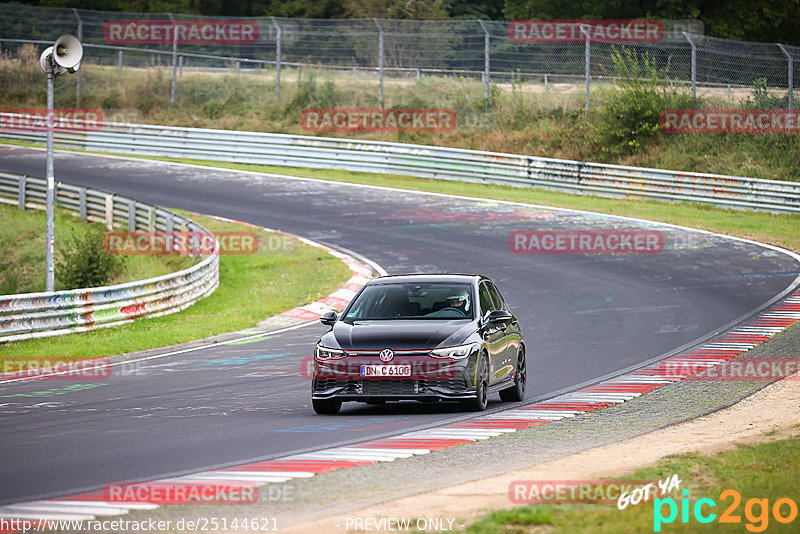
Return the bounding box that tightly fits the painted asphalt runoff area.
[0,146,797,504]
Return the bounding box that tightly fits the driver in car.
[445,291,471,313]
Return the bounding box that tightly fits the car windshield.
[343,282,474,321]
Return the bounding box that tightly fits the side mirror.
[320,311,337,326]
[486,309,512,324]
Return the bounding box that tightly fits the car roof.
[367,273,486,285]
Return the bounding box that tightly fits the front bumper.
[312,355,476,401]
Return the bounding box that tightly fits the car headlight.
[315,344,346,361]
[429,343,477,360]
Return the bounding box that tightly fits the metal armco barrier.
[1,114,799,213]
[0,170,219,344]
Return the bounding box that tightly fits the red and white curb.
[3,291,797,526]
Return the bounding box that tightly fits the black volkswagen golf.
[311,274,526,414]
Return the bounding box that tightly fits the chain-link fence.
[0,2,797,110]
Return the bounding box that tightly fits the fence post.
[105,194,114,230]
[684,32,697,109]
[778,44,794,111]
[168,13,178,105]
[179,55,183,77]
[118,49,123,72]
[72,8,82,105]
[580,25,590,110]
[18,175,26,210]
[374,18,384,106]
[297,65,302,82]
[544,74,548,92]
[79,187,87,220]
[128,200,136,232]
[478,20,491,109]
[271,17,282,100]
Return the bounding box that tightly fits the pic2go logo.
[654,489,799,532]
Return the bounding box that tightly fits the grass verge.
[461,433,800,533]
[0,201,194,294]
[0,210,351,362]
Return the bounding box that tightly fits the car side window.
[478,282,495,318]
[487,282,506,310]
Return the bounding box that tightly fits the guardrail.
[0,170,219,344]
[1,114,799,213]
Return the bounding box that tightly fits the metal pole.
[271,17,281,100]
[118,49,123,72]
[478,20,490,109]
[581,25,590,110]
[73,8,82,105]
[45,66,55,292]
[778,44,794,111]
[168,13,177,105]
[684,32,696,109]
[374,18,384,106]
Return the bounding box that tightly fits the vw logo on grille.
[379,348,394,362]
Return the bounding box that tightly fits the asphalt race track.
[1,146,798,504]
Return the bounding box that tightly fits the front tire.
[500,348,526,402]
[313,398,342,414]
[462,356,489,412]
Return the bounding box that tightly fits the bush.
[594,48,692,156]
[0,265,22,295]
[742,78,788,109]
[58,228,126,289]
[284,71,338,115]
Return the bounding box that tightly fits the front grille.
[362,379,418,395]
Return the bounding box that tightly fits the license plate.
[360,364,412,377]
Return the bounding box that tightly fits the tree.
[342,0,449,19]
[503,0,800,45]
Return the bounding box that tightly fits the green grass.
[462,434,800,533]
[0,210,351,362]
[0,202,194,294]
